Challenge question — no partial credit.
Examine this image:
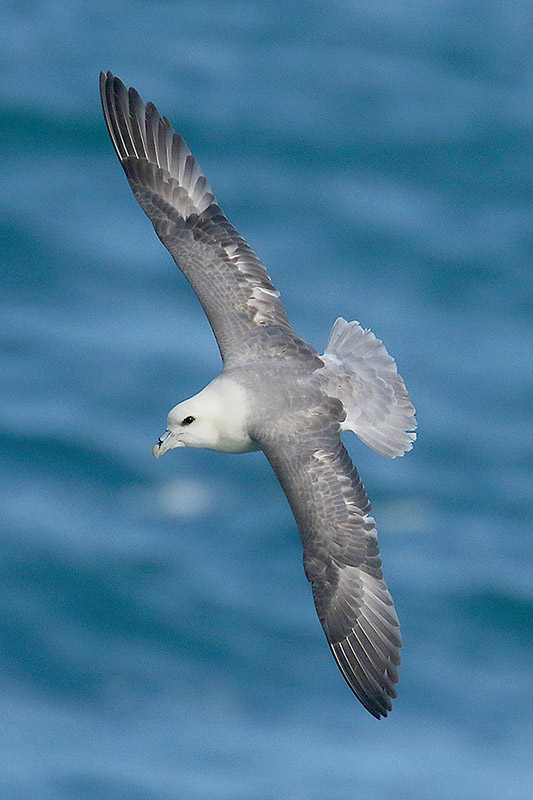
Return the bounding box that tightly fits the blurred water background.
[1,1,532,798]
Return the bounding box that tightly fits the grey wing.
[256,401,401,719]
[99,71,292,363]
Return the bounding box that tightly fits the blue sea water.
[1,1,532,798]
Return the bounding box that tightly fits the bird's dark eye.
[182,415,195,426]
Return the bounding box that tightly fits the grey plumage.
[100,71,416,718]
[100,71,292,363]
[254,396,401,718]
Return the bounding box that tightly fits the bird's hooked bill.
[152,430,183,458]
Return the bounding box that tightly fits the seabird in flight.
[100,71,416,718]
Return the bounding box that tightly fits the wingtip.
[330,641,394,720]
[99,70,114,87]
[99,71,128,99]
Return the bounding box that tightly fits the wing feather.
[99,71,293,362]
[255,401,402,719]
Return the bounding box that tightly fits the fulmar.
[99,71,417,719]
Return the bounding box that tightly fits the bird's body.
[100,72,417,719]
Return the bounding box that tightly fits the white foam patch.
[157,477,213,519]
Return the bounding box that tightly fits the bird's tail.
[322,318,417,458]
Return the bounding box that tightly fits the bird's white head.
[152,377,259,457]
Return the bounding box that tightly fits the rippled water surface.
[1,1,532,798]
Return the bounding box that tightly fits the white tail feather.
[322,318,416,458]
